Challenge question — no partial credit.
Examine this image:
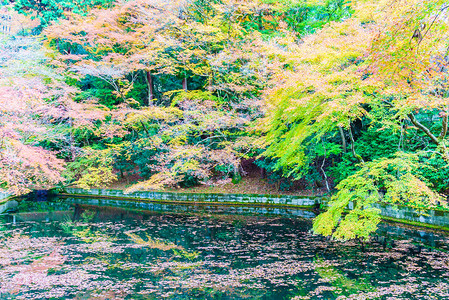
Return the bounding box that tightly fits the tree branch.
[409,113,449,161]
[408,113,439,145]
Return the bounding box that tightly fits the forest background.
[1,0,449,240]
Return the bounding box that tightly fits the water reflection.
[0,197,448,299]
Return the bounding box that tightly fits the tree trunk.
[320,140,330,192]
[182,77,188,92]
[68,118,76,161]
[349,124,364,163]
[338,126,347,153]
[439,111,448,140]
[144,71,154,106]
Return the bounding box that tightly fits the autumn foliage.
[2,0,449,240]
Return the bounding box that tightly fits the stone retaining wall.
[60,188,321,207]
[63,197,317,219]
[0,200,18,214]
[373,203,449,229]
[58,188,449,230]
[0,191,12,204]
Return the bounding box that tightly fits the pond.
[1,197,449,299]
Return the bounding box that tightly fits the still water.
[1,197,449,299]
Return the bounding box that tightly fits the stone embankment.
[0,191,12,203]
[53,187,449,231]
[60,187,321,207]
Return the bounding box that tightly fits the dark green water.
[1,197,449,299]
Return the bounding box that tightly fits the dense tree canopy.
[2,0,449,241]
[263,0,449,239]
